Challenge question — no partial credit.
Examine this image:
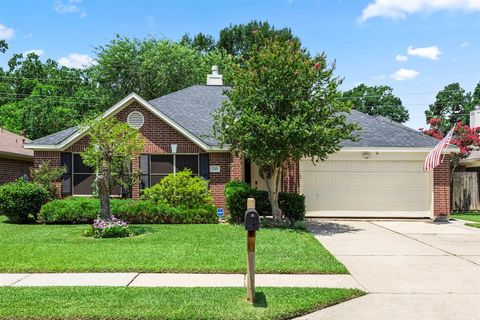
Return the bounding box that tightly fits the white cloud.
[390,68,419,81]
[360,0,480,21]
[372,74,386,80]
[24,49,44,57]
[0,23,14,40]
[395,54,408,62]
[407,45,442,60]
[58,53,96,69]
[54,0,86,17]
[460,41,471,47]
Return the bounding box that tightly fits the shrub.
[225,180,306,223]
[142,169,213,208]
[38,197,217,224]
[91,216,134,238]
[278,192,306,222]
[38,197,100,224]
[30,161,66,197]
[0,180,51,223]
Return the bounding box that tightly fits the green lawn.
[451,213,480,228]
[0,216,346,273]
[0,287,363,320]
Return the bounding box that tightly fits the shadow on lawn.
[254,291,268,308]
[306,221,362,236]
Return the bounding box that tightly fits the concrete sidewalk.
[0,272,362,289]
[300,219,480,320]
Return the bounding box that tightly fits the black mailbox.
[245,208,260,231]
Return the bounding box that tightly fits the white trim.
[25,93,229,152]
[340,146,459,153]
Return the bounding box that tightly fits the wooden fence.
[452,172,480,212]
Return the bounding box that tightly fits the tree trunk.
[262,165,283,221]
[97,162,111,221]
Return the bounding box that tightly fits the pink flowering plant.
[90,216,134,238]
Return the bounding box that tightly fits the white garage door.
[300,153,432,218]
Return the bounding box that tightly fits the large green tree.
[180,32,216,54]
[81,118,143,220]
[343,84,409,123]
[425,82,473,133]
[473,81,480,106]
[0,52,106,139]
[0,40,7,53]
[93,35,232,102]
[214,38,358,221]
[217,20,297,57]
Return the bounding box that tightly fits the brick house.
[25,67,456,221]
[0,128,33,184]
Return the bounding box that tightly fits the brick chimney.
[470,105,480,128]
[206,65,223,86]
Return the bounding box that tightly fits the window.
[176,155,198,174]
[139,154,199,189]
[73,154,95,195]
[151,155,174,185]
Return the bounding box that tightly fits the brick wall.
[0,157,33,184]
[208,153,243,209]
[433,154,451,219]
[33,151,62,197]
[282,160,300,193]
[117,102,204,154]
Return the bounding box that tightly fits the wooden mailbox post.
[245,197,260,303]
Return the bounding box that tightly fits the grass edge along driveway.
[0,216,346,274]
[0,286,364,320]
[452,213,480,228]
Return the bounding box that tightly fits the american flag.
[423,128,454,172]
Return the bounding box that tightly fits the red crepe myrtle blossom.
[420,118,480,169]
[314,62,320,70]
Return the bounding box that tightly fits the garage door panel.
[299,158,431,216]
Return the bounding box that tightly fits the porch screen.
[72,154,95,195]
[139,154,200,189]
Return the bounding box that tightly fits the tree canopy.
[214,38,358,221]
[0,52,106,139]
[424,82,477,133]
[342,84,409,123]
[217,20,297,57]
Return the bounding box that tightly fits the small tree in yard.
[30,161,66,197]
[81,118,143,220]
[214,38,358,221]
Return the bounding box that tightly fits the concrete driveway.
[298,219,480,320]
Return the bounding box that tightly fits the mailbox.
[245,208,260,231]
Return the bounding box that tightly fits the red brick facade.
[0,157,33,184]
[433,154,451,220]
[208,153,244,209]
[282,160,300,193]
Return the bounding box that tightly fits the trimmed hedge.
[225,181,306,223]
[38,197,217,224]
[0,180,51,223]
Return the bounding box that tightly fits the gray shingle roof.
[26,85,440,149]
[27,126,79,146]
[149,85,229,146]
[343,110,439,148]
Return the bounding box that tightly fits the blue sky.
[0,0,479,130]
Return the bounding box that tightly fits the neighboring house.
[25,67,456,221]
[458,105,480,170]
[0,128,33,184]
